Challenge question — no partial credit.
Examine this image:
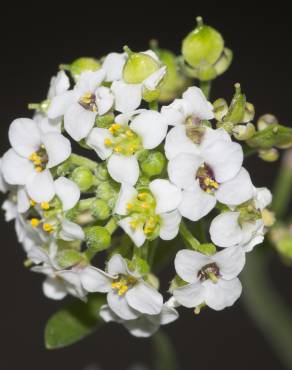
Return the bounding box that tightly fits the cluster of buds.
[1,18,288,341]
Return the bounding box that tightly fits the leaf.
[45,294,105,350]
[247,124,292,149]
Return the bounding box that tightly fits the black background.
[1,3,292,370]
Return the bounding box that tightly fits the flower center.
[198,263,220,283]
[185,117,206,144]
[126,191,161,238]
[111,275,137,296]
[196,164,219,194]
[30,218,54,234]
[79,92,97,112]
[104,123,142,156]
[28,145,48,172]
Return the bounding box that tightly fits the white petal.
[159,210,182,240]
[107,290,139,320]
[115,109,146,126]
[54,177,80,210]
[37,115,62,134]
[202,140,243,183]
[143,66,167,90]
[173,283,206,308]
[2,200,17,221]
[99,304,123,323]
[118,217,146,247]
[58,270,86,300]
[159,305,179,325]
[42,132,71,168]
[209,212,243,248]
[75,69,106,94]
[107,254,130,276]
[17,187,30,213]
[126,281,163,315]
[95,86,114,115]
[175,249,210,283]
[253,187,272,210]
[114,183,137,216]
[102,52,126,82]
[64,102,96,141]
[167,153,203,189]
[107,154,139,185]
[160,99,187,126]
[86,128,113,160]
[2,149,34,185]
[124,316,159,338]
[48,90,77,119]
[216,168,254,206]
[111,80,142,113]
[8,118,41,157]
[183,86,214,120]
[241,220,265,252]
[47,70,70,99]
[130,111,168,149]
[43,278,67,300]
[179,181,216,221]
[80,266,112,292]
[164,125,199,160]
[212,246,245,280]
[26,170,55,203]
[200,127,231,151]
[149,179,182,214]
[204,278,242,311]
[59,219,84,241]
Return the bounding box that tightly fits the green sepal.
[247,124,292,149]
[57,250,85,269]
[85,226,111,254]
[223,83,246,125]
[44,294,105,349]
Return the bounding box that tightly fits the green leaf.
[45,294,105,349]
[247,124,292,149]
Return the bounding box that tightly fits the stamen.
[30,218,40,228]
[43,223,54,233]
[78,92,97,112]
[41,202,50,210]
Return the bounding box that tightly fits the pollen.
[35,166,43,172]
[30,218,40,228]
[43,223,54,233]
[40,202,50,210]
[114,146,122,153]
[127,203,133,210]
[30,199,36,207]
[109,123,121,134]
[104,138,112,147]
[126,129,134,137]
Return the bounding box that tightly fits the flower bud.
[182,17,224,69]
[276,236,292,261]
[140,151,166,177]
[62,57,101,81]
[90,199,110,220]
[71,167,94,192]
[97,182,118,202]
[142,87,161,102]
[233,123,256,140]
[259,148,279,162]
[223,83,246,125]
[243,102,255,123]
[257,114,278,131]
[96,164,109,182]
[213,98,228,121]
[85,226,111,253]
[57,250,84,269]
[123,46,160,84]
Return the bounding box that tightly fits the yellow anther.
[126,129,134,137]
[206,188,212,194]
[104,138,112,147]
[144,226,154,234]
[30,218,40,228]
[109,123,121,133]
[43,223,53,233]
[141,202,149,209]
[118,285,129,296]
[130,220,138,229]
[127,203,133,210]
[41,202,50,210]
[111,281,122,290]
[137,192,147,200]
[30,199,36,207]
[35,166,43,172]
[114,146,122,153]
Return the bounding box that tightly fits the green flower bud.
[71,167,94,192]
[96,114,115,128]
[123,46,160,84]
[62,57,101,81]
[57,250,84,269]
[131,256,150,275]
[142,87,161,102]
[276,236,292,260]
[213,98,228,121]
[213,48,233,77]
[257,114,278,131]
[85,226,111,253]
[233,123,256,140]
[182,17,224,68]
[140,151,166,177]
[96,163,109,182]
[259,148,279,162]
[223,83,246,125]
[90,199,110,220]
[247,124,292,149]
[243,102,255,123]
[97,182,118,201]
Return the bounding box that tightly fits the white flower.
[86,110,168,185]
[167,127,254,221]
[173,247,245,311]
[80,254,163,320]
[161,86,214,125]
[114,179,182,247]
[1,118,71,203]
[0,157,9,193]
[209,187,272,252]
[99,299,178,338]
[48,69,114,141]
[29,243,87,300]
[102,51,166,113]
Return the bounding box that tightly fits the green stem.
[200,80,211,99]
[149,100,159,111]
[242,249,292,370]
[152,331,179,370]
[69,154,98,170]
[272,149,292,218]
[179,220,201,250]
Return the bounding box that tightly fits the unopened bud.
[261,209,275,227]
[223,83,246,125]
[90,199,110,220]
[259,148,279,162]
[85,226,111,253]
[140,151,166,177]
[213,98,228,121]
[61,57,101,81]
[242,102,255,123]
[257,114,278,131]
[57,250,84,269]
[142,87,161,102]
[233,123,256,140]
[71,167,94,192]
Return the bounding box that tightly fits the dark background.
[1,3,292,370]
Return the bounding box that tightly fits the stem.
[179,220,201,250]
[243,145,257,158]
[272,149,292,218]
[148,239,159,266]
[152,331,179,370]
[200,80,211,99]
[105,217,118,235]
[242,249,292,370]
[149,100,159,111]
[69,154,98,170]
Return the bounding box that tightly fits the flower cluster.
[0,18,277,340]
